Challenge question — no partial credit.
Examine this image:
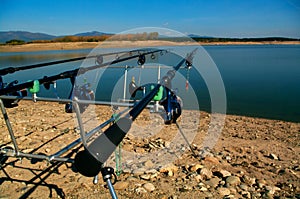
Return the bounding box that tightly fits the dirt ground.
[0,100,299,199]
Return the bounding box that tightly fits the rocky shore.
[0,101,299,198]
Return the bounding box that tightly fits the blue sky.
[1,0,300,38]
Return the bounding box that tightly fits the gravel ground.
[0,101,299,199]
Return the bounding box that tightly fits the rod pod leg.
[101,167,118,199]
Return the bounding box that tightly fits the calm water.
[0,45,299,122]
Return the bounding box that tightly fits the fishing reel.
[0,77,27,108]
[128,81,182,124]
[160,87,182,124]
[65,82,95,113]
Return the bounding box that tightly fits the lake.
[0,45,299,122]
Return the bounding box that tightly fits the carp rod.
[74,47,198,177]
[0,49,165,96]
[0,48,153,76]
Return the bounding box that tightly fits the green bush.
[6,39,25,45]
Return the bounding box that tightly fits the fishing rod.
[74,47,198,177]
[0,49,165,96]
[0,48,154,76]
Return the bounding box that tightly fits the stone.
[256,179,266,188]
[135,187,147,194]
[159,163,178,176]
[265,185,281,195]
[145,169,158,174]
[194,174,203,182]
[204,156,219,165]
[126,176,139,182]
[132,168,145,176]
[269,153,279,160]
[218,187,231,196]
[140,174,151,181]
[144,160,154,168]
[190,164,204,173]
[143,183,155,192]
[241,191,251,198]
[205,177,221,188]
[114,181,129,190]
[179,185,193,192]
[228,187,237,195]
[239,184,249,191]
[241,175,256,186]
[200,168,213,180]
[214,169,231,178]
[226,176,241,186]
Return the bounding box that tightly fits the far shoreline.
[1,40,300,52]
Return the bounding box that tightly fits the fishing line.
[0,49,165,96]
[0,49,153,76]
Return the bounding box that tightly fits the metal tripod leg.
[0,99,19,155]
[175,121,197,156]
[101,167,118,199]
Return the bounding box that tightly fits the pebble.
[269,153,279,160]
[194,174,203,182]
[45,148,51,153]
[241,175,256,186]
[114,181,129,190]
[140,174,151,180]
[144,160,154,168]
[143,183,155,192]
[179,185,192,192]
[241,191,251,198]
[159,163,178,176]
[205,177,220,188]
[218,187,231,196]
[204,156,219,165]
[226,176,241,186]
[190,164,203,173]
[198,182,208,191]
[200,168,213,180]
[132,168,146,176]
[265,185,281,194]
[256,179,266,188]
[199,186,208,192]
[239,183,249,191]
[145,169,158,174]
[214,169,231,178]
[135,187,147,194]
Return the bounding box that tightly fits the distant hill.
[0,31,114,43]
[1,30,299,44]
[74,31,113,37]
[188,34,213,38]
[0,31,56,43]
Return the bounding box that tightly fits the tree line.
[3,33,299,45]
